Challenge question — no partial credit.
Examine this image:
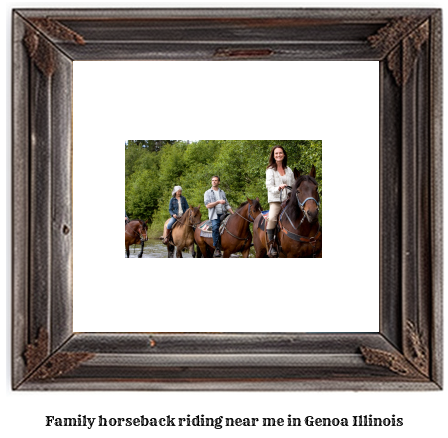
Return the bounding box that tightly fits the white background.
[73,60,379,332]
[3,1,447,438]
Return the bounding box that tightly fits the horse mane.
[128,219,147,229]
[292,175,318,191]
[177,207,196,225]
[236,198,261,213]
[252,198,261,211]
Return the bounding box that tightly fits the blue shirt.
[169,196,189,217]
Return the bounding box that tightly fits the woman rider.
[265,145,295,257]
[163,185,189,244]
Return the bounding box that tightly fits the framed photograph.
[12,8,442,390]
[121,140,323,260]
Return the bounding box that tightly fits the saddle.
[198,214,230,238]
[162,218,182,244]
[259,196,290,232]
[258,211,269,232]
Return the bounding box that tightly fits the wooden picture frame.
[12,8,442,390]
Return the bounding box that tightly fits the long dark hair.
[266,145,288,170]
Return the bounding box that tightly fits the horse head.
[246,196,263,221]
[139,220,148,241]
[292,165,320,223]
[189,206,202,226]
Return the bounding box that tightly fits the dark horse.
[195,197,263,258]
[125,219,148,258]
[253,166,322,258]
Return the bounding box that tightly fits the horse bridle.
[282,185,320,213]
[129,222,146,241]
[280,185,319,230]
[234,203,258,223]
[224,203,259,243]
[179,209,199,229]
[189,210,200,229]
[296,192,320,214]
[278,185,321,257]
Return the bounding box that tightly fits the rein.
[127,221,146,241]
[224,227,250,243]
[223,203,258,243]
[280,183,320,229]
[178,209,199,229]
[279,186,292,204]
[283,210,306,230]
[234,203,256,223]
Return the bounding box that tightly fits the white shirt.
[213,189,223,214]
[265,166,295,203]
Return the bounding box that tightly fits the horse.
[125,219,148,258]
[162,206,202,258]
[253,166,322,258]
[195,197,263,258]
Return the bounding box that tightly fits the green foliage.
[125,140,323,235]
[157,142,188,189]
[125,169,160,221]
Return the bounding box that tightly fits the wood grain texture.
[12,12,31,387]
[429,10,443,388]
[12,7,443,391]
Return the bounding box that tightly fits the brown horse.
[163,206,202,258]
[195,197,263,258]
[125,219,148,258]
[253,166,322,258]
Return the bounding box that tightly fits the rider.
[163,186,189,244]
[204,175,234,257]
[125,209,129,225]
[265,145,295,257]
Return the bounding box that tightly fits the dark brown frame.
[12,8,442,390]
